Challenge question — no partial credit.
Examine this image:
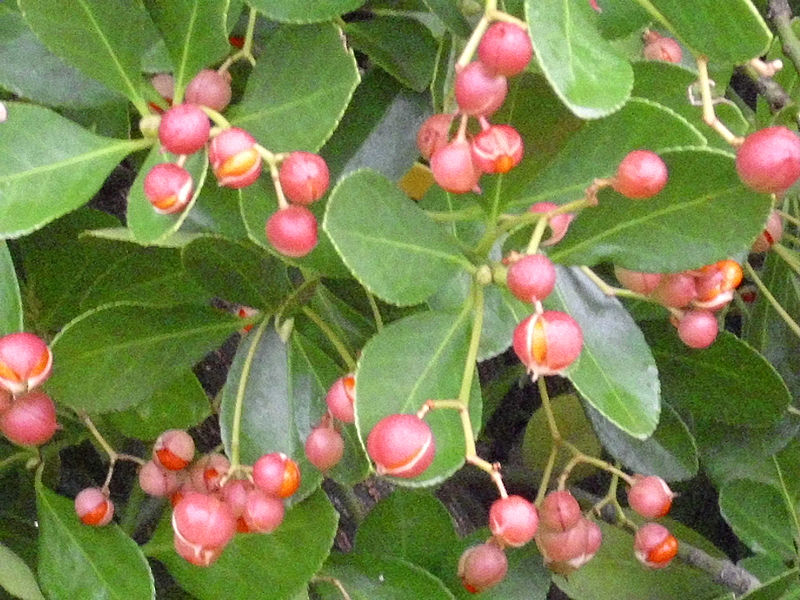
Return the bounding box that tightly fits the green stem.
[772,456,800,552]
[458,283,484,410]
[773,243,800,278]
[218,7,258,72]
[537,377,561,442]
[302,306,357,371]
[365,291,384,331]
[425,205,484,222]
[535,445,558,505]
[744,261,800,340]
[770,1,800,78]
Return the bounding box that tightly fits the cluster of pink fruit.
[142,69,330,258]
[614,258,743,349]
[417,20,533,193]
[134,429,301,566]
[303,374,355,472]
[0,332,57,447]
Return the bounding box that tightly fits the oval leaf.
[525,0,633,119]
[355,310,482,487]
[324,169,469,306]
[247,0,366,23]
[36,481,155,600]
[230,22,359,152]
[0,241,23,336]
[0,543,45,600]
[47,303,244,413]
[0,103,145,238]
[544,266,661,439]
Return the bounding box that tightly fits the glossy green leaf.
[146,488,337,600]
[105,371,210,440]
[344,17,436,92]
[127,144,209,244]
[355,489,458,574]
[586,400,698,481]
[555,521,728,600]
[740,569,800,600]
[79,247,209,311]
[48,303,244,413]
[595,0,651,39]
[142,0,228,100]
[183,177,249,240]
[324,169,469,306]
[644,324,791,427]
[544,267,660,439]
[0,103,145,238]
[525,0,633,119]
[219,321,323,502]
[550,148,773,272]
[181,235,291,310]
[0,5,121,107]
[18,0,153,113]
[36,482,154,600]
[719,479,796,559]
[422,0,471,37]
[0,542,44,600]
[739,554,792,583]
[634,0,771,64]
[316,553,455,600]
[355,309,482,487]
[513,97,705,211]
[0,241,22,336]
[84,227,202,248]
[239,177,351,278]
[230,23,359,152]
[247,0,365,23]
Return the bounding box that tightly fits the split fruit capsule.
[325,374,356,423]
[252,452,301,498]
[153,429,195,471]
[143,163,194,214]
[488,494,539,547]
[366,414,435,478]
[0,332,53,395]
[75,487,114,526]
[634,522,678,569]
[208,127,262,189]
[512,311,583,379]
[458,542,508,593]
[172,491,236,567]
[627,475,674,519]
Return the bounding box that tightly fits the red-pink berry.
[736,126,800,193]
[642,32,682,63]
[143,163,194,214]
[75,487,114,527]
[150,73,175,104]
[458,542,508,593]
[325,374,356,423]
[478,22,533,77]
[366,414,435,478]
[0,332,53,395]
[185,69,232,112]
[471,125,524,174]
[614,266,662,295]
[627,475,674,518]
[278,152,330,205]
[208,127,262,189]
[506,254,557,303]
[612,150,668,199]
[153,429,195,471]
[0,388,11,413]
[417,113,454,160]
[265,205,318,258]
[173,531,224,567]
[252,452,301,498]
[220,478,253,520]
[512,311,583,378]
[305,426,345,472]
[454,61,508,117]
[539,490,582,532]
[528,202,574,246]
[172,491,236,552]
[537,518,602,574]
[158,103,210,155]
[139,460,182,497]
[634,523,678,569]
[241,488,285,534]
[752,210,784,253]
[489,495,539,547]
[676,310,718,349]
[430,139,482,194]
[0,390,58,446]
[650,273,697,308]
[189,453,230,494]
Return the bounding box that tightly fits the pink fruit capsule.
[143,163,194,214]
[158,103,210,155]
[634,522,678,569]
[627,475,674,518]
[172,491,236,550]
[528,202,574,246]
[366,414,435,478]
[305,426,345,472]
[477,22,533,77]
[417,113,454,160]
[471,125,524,174]
[325,374,356,423]
[454,61,508,117]
[458,542,508,593]
[613,266,662,295]
[506,254,557,304]
[265,205,318,258]
[138,460,182,497]
[0,332,53,395]
[430,139,482,194]
[278,151,330,205]
[185,69,232,112]
[612,150,668,199]
[252,452,301,498]
[489,494,539,547]
[75,487,114,526]
[0,390,58,446]
[512,311,583,378]
[539,490,582,532]
[153,429,195,471]
[241,488,285,534]
[736,126,800,194]
[208,127,262,189]
[676,310,718,349]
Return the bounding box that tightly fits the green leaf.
[549,148,773,272]
[0,241,22,336]
[181,235,291,310]
[142,0,228,100]
[230,23,359,152]
[355,489,459,574]
[105,371,211,440]
[525,0,633,119]
[127,144,209,244]
[47,303,244,413]
[586,401,698,481]
[643,323,791,427]
[344,16,437,92]
[634,0,771,64]
[544,267,661,439]
[513,97,706,211]
[247,0,366,23]
[355,309,482,487]
[0,5,121,108]
[36,481,155,600]
[0,103,145,238]
[316,553,455,600]
[0,542,44,600]
[422,0,472,38]
[219,321,323,503]
[739,554,793,583]
[146,488,337,600]
[183,178,249,240]
[595,0,651,39]
[324,169,469,306]
[740,569,800,600]
[18,0,153,113]
[719,479,797,559]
